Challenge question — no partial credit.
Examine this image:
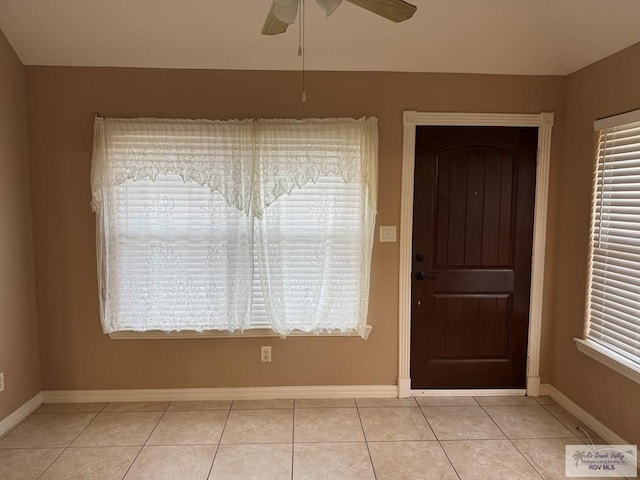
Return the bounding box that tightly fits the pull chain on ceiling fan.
[261,0,417,102]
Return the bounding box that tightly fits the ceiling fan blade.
[345,0,416,22]
[315,0,344,16]
[272,0,300,24]
[261,5,291,35]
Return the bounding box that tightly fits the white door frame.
[398,111,554,397]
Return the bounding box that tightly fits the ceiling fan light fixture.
[315,0,343,16]
[272,0,299,24]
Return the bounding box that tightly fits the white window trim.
[398,111,555,397]
[575,338,640,385]
[576,108,640,382]
[594,108,640,130]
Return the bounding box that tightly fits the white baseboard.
[547,385,630,446]
[0,393,42,438]
[41,385,398,403]
[539,383,550,395]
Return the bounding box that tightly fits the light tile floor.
[0,396,620,479]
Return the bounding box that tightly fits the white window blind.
[91,117,378,338]
[587,110,640,368]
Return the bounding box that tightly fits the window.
[581,109,640,381]
[91,117,378,338]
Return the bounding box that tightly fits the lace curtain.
[91,116,378,337]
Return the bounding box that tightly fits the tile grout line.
[0,410,39,443]
[539,402,587,440]
[36,407,106,480]
[476,400,545,479]
[291,399,296,480]
[118,402,171,480]
[416,398,463,480]
[355,402,378,480]
[205,402,234,480]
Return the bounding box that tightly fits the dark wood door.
[410,126,537,389]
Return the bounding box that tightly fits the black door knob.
[415,271,427,280]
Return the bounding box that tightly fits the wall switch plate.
[261,346,272,363]
[379,226,397,243]
[0,372,4,392]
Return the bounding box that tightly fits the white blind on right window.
[588,111,640,367]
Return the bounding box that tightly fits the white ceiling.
[0,0,639,75]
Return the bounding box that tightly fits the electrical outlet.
[0,372,4,392]
[261,346,272,363]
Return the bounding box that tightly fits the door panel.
[410,126,537,389]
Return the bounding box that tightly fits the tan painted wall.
[0,30,41,419]
[552,42,640,446]
[24,66,565,391]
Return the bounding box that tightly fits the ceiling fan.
[262,0,417,35]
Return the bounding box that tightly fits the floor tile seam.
[540,403,585,439]
[476,402,515,439]
[119,406,171,478]
[58,442,158,448]
[468,396,481,406]
[108,400,171,414]
[472,397,539,408]
[417,404,502,435]
[441,437,546,480]
[203,443,220,480]
[101,409,168,414]
[231,407,295,411]
[438,436,582,442]
[109,445,144,480]
[294,406,356,409]
[34,447,68,480]
[32,411,103,415]
[142,406,174,442]
[364,439,440,444]
[532,396,557,407]
[167,408,232,413]
[207,396,237,480]
[293,439,374,445]
[0,411,39,443]
[355,403,378,480]
[414,399,480,408]
[419,404,484,410]
[0,445,66,451]
[485,403,581,440]
[138,441,225,446]
[35,410,104,480]
[431,434,509,441]
[356,405,417,409]
[415,400,438,441]
[294,406,358,410]
[434,438,463,480]
[505,435,546,479]
[524,436,587,441]
[290,399,296,480]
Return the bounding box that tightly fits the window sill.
[574,338,640,385]
[109,326,372,340]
